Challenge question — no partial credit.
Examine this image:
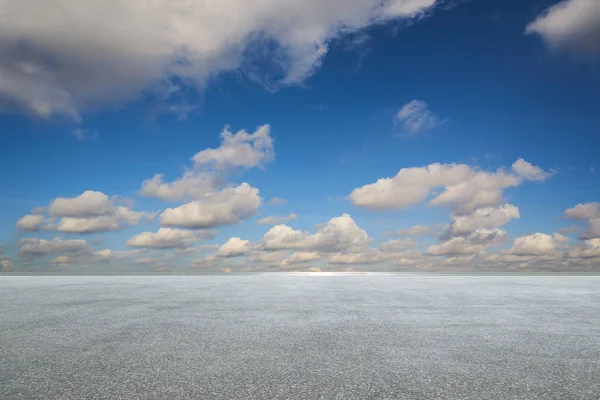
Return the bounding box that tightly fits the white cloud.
[581,218,600,240]
[52,255,71,266]
[328,250,385,265]
[349,159,551,215]
[526,0,600,56]
[257,213,298,225]
[564,202,600,220]
[114,207,156,225]
[51,216,122,234]
[511,158,553,182]
[429,169,521,216]
[49,212,155,234]
[140,125,274,202]
[160,183,261,229]
[480,250,567,271]
[564,203,600,239]
[36,190,157,233]
[393,254,433,269]
[394,99,442,134]
[190,255,218,269]
[428,229,507,256]
[16,214,44,231]
[94,249,112,259]
[126,228,209,249]
[216,237,251,257]
[192,125,274,170]
[247,251,287,266]
[445,204,520,237]
[1,259,14,272]
[19,237,91,257]
[0,0,438,119]
[349,163,473,211]
[139,171,217,202]
[326,239,425,267]
[568,238,600,260]
[507,232,569,256]
[263,214,370,252]
[49,191,113,217]
[285,252,323,264]
[269,197,287,206]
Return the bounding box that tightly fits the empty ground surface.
[1,274,599,399]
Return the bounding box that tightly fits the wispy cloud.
[394,100,443,135]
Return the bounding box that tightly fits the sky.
[1,0,599,274]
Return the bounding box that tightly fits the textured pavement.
[1,275,599,399]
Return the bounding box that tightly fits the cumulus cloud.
[52,255,71,267]
[526,0,600,56]
[285,252,323,264]
[140,125,273,201]
[139,172,217,202]
[444,204,520,237]
[429,169,522,216]
[50,216,121,234]
[126,228,212,249]
[428,229,508,256]
[328,249,385,265]
[394,100,442,134]
[584,218,600,240]
[568,238,600,260]
[94,249,112,259]
[257,213,298,225]
[263,214,370,252]
[49,191,114,217]
[564,202,600,220]
[350,163,472,211]
[564,203,600,239]
[189,255,218,269]
[325,238,422,266]
[391,251,434,269]
[511,158,553,182]
[216,237,252,257]
[507,232,569,256]
[19,237,91,257]
[26,191,157,233]
[192,125,274,170]
[349,159,551,215]
[160,183,261,229]
[16,214,44,231]
[247,251,287,266]
[0,0,439,119]
[324,239,426,268]
[1,259,15,272]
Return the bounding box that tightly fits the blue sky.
[1,0,599,273]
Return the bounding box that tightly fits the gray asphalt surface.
[1,275,599,399]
